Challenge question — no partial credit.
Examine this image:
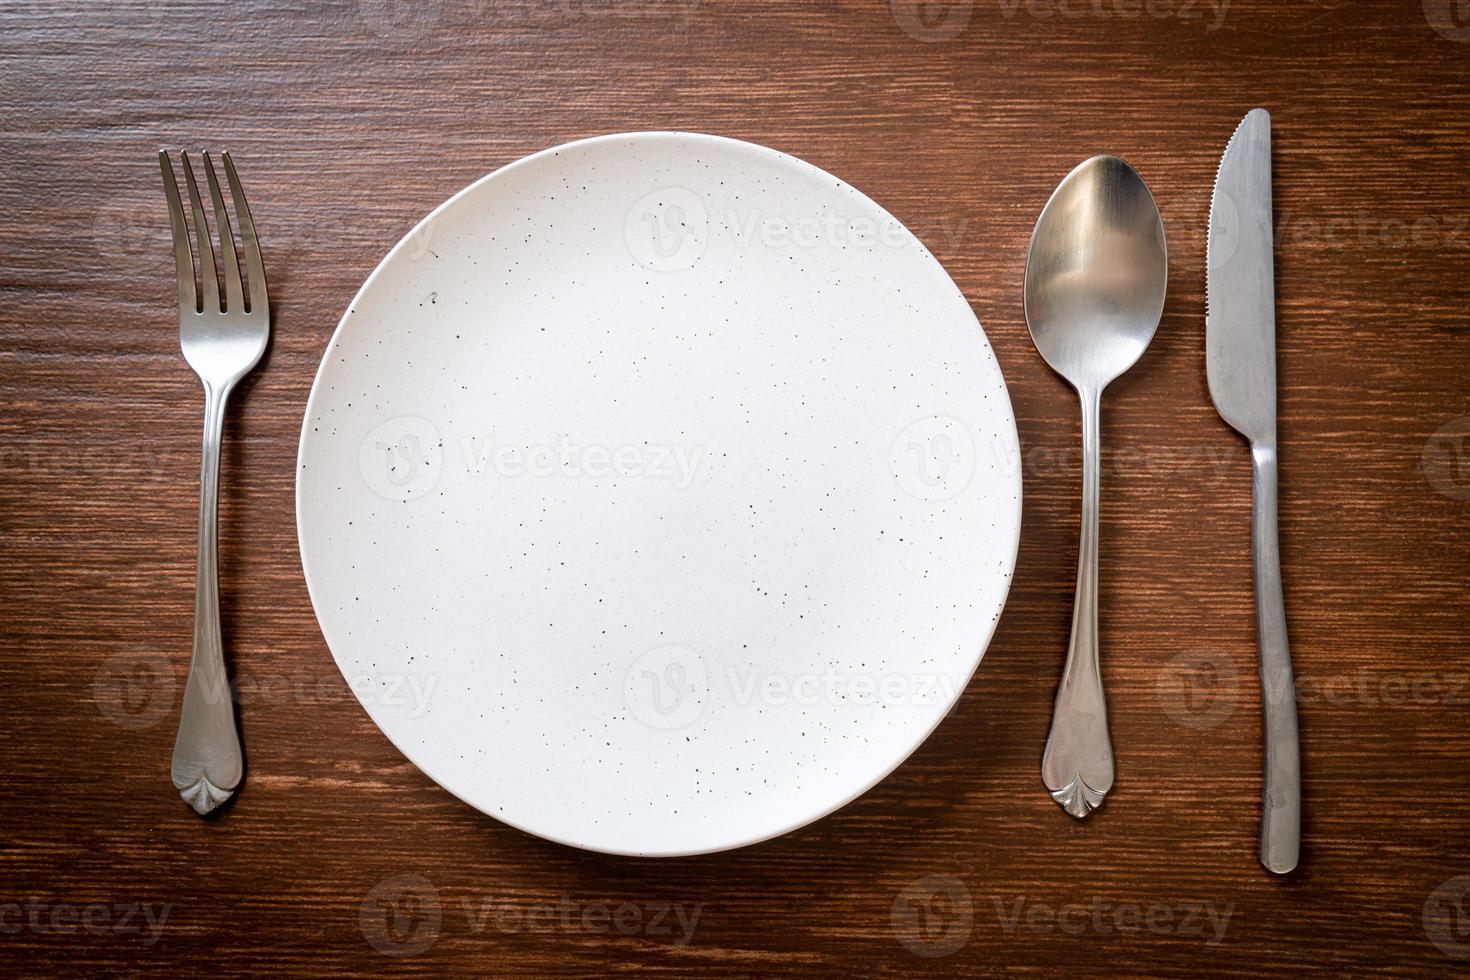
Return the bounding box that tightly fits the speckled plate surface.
[297,132,1021,856]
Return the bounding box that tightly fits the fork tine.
[221,153,267,316]
[202,152,243,314]
[159,151,197,315]
[180,152,219,314]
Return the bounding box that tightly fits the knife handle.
[1250,441,1300,874]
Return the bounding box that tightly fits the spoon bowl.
[1024,155,1167,392]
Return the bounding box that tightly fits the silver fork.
[160,150,269,815]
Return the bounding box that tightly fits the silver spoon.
[1024,155,1167,818]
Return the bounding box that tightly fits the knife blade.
[1208,108,1277,441]
[1206,108,1301,875]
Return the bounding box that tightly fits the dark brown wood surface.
[2,1,1468,975]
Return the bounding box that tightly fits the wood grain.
[2,0,1468,974]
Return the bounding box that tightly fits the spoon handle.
[1250,441,1300,873]
[1042,387,1115,818]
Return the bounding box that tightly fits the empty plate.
[297,132,1021,855]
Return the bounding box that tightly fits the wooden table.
[3,1,1467,974]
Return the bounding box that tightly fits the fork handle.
[171,380,243,815]
[1251,441,1300,873]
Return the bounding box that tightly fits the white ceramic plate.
[297,133,1020,856]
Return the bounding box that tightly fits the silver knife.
[1206,108,1301,874]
